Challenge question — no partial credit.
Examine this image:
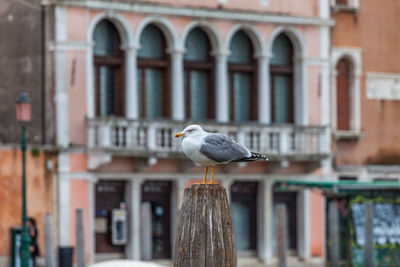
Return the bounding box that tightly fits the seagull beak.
[174,132,185,138]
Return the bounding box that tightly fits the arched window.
[228,31,257,123]
[93,20,124,116]
[137,24,170,119]
[336,58,351,130]
[184,28,214,121]
[270,33,294,124]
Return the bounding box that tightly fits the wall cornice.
[56,0,335,27]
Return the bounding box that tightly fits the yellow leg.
[208,166,215,184]
[201,166,209,184]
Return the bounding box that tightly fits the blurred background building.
[0,0,56,266]
[1,0,400,266]
[52,0,330,264]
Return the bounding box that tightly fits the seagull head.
[174,124,205,138]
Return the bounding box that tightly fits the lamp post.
[16,92,32,267]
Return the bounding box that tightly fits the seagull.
[174,125,267,184]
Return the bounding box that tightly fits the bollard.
[173,184,236,267]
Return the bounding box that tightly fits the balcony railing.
[87,118,330,159]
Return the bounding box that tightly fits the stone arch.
[134,16,179,52]
[180,20,223,53]
[225,24,266,57]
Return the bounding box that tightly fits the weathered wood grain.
[173,184,236,267]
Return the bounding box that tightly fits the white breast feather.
[181,135,218,165]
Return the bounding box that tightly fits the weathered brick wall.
[0,0,55,145]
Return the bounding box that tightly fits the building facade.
[329,0,400,265]
[0,0,56,265]
[53,0,333,264]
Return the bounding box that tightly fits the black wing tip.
[249,152,268,161]
[232,152,268,162]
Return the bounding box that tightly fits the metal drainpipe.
[41,2,46,144]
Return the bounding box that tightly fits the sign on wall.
[351,202,400,246]
[366,72,400,100]
[349,196,400,266]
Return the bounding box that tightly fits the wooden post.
[173,184,236,267]
[44,213,56,267]
[76,209,86,267]
[276,204,287,267]
[364,201,374,267]
[329,201,340,267]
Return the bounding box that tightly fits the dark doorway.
[273,191,298,251]
[142,181,172,259]
[231,181,258,251]
[95,180,126,253]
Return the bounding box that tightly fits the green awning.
[276,179,400,195]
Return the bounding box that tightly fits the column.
[125,46,139,119]
[297,189,310,260]
[126,179,143,260]
[257,53,270,124]
[294,56,308,125]
[170,48,185,121]
[54,7,69,147]
[352,72,362,132]
[214,51,229,122]
[58,153,70,246]
[86,43,95,120]
[171,179,187,249]
[320,33,330,126]
[258,180,274,263]
[88,178,96,264]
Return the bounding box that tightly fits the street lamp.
[16,92,32,267]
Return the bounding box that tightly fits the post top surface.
[186,184,225,191]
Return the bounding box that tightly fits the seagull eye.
[188,129,193,132]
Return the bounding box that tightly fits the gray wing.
[199,133,251,163]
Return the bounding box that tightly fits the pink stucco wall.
[305,27,320,58]
[310,190,324,257]
[132,0,319,17]
[67,52,87,145]
[66,7,89,41]
[64,6,324,145]
[308,66,322,125]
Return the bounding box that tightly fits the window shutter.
[93,20,116,56]
[138,25,163,59]
[336,59,351,130]
[99,66,116,116]
[233,73,250,122]
[184,28,208,62]
[273,75,290,123]
[190,71,207,121]
[145,69,162,119]
[228,31,250,64]
[270,35,291,66]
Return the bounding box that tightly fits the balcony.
[87,118,330,161]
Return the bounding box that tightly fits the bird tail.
[233,152,268,162]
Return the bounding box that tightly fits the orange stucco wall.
[68,153,90,260]
[310,189,324,257]
[0,148,54,256]
[332,0,400,165]
[69,179,90,261]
